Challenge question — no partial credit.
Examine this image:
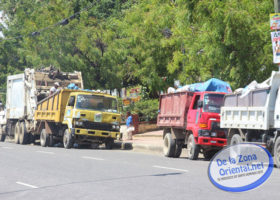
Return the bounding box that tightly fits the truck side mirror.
[198,100,203,108]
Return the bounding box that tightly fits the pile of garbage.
[234,78,270,98]
[168,78,232,94]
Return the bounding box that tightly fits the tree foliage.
[0,0,276,96]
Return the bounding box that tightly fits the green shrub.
[132,99,159,122]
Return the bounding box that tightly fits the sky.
[0,11,5,38]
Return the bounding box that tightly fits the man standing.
[126,111,134,140]
[50,82,59,95]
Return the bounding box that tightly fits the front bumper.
[197,137,227,147]
[72,128,120,139]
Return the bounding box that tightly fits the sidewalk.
[116,130,163,154]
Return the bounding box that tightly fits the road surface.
[0,142,279,200]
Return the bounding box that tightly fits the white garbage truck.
[1,67,83,144]
[221,71,280,167]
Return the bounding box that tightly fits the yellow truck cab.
[35,89,121,149]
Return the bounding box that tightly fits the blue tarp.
[67,83,79,90]
[189,78,232,93]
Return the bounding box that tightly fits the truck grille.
[82,121,114,131]
[211,121,226,138]
[211,122,221,130]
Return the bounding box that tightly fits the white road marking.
[152,165,189,172]
[36,151,54,154]
[82,156,104,161]
[16,182,38,189]
[1,147,13,149]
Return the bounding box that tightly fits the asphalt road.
[0,142,279,200]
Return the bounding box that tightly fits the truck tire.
[63,129,73,149]
[274,137,280,168]
[163,133,176,157]
[40,129,49,147]
[19,122,28,145]
[0,126,6,142]
[230,134,242,146]
[49,134,54,147]
[174,144,183,158]
[187,134,200,160]
[105,138,114,149]
[174,141,183,158]
[14,122,20,144]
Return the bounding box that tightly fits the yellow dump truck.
[35,89,121,149]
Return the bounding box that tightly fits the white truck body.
[221,71,280,130]
[5,67,83,136]
[221,71,280,168]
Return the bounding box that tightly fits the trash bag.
[67,83,79,90]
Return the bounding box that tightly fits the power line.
[0,1,96,42]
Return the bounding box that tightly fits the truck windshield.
[203,94,224,113]
[76,95,118,113]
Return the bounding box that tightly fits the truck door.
[64,96,76,129]
[187,94,201,130]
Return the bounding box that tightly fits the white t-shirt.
[50,87,57,94]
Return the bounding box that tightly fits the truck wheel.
[63,129,73,149]
[174,144,183,158]
[105,138,114,149]
[40,129,49,147]
[187,134,200,160]
[0,126,6,142]
[19,122,28,145]
[48,134,54,147]
[163,133,176,157]
[230,134,242,146]
[14,122,20,144]
[274,137,280,168]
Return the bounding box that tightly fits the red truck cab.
[157,91,227,159]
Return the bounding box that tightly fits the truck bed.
[6,67,83,121]
[221,71,280,130]
[157,91,193,128]
[35,89,74,123]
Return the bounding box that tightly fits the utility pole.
[275,0,280,13]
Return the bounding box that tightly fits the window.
[192,95,200,109]
[68,96,75,107]
[76,95,118,113]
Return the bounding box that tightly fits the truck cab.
[63,91,121,148]
[157,90,227,160]
[35,89,121,149]
[186,92,227,159]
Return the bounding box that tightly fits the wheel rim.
[232,139,237,145]
[187,136,193,157]
[163,135,169,155]
[63,133,68,147]
[40,132,45,146]
[15,123,20,143]
[276,145,280,164]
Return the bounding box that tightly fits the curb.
[133,135,162,138]
[114,141,163,154]
[132,143,163,154]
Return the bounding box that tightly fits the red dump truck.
[157,91,227,159]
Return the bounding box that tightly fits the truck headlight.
[198,130,210,137]
[211,132,217,137]
[75,121,83,126]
